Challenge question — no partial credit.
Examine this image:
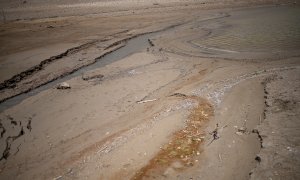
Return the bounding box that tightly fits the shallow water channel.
[0,5,299,112]
[0,31,162,112]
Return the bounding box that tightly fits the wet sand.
[0,0,299,179]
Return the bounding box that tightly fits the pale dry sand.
[0,0,299,179]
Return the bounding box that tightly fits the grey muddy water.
[0,31,162,112]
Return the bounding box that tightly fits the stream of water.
[1,5,299,112]
[0,31,162,112]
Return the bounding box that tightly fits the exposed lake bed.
[0,1,299,179]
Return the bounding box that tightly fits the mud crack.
[0,122,6,138]
[0,116,32,161]
[0,40,99,90]
[0,127,24,161]
[252,129,263,148]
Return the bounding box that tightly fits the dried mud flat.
[0,0,300,180]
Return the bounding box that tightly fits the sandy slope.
[0,1,299,180]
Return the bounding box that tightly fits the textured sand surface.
[0,1,299,179]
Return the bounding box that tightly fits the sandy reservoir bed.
[0,0,299,179]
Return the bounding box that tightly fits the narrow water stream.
[0,11,229,112]
[1,5,299,112]
[0,31,162,112]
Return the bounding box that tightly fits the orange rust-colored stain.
[132,97,213,179]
